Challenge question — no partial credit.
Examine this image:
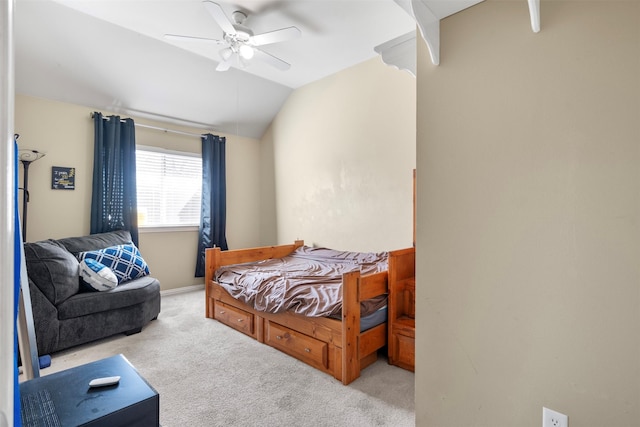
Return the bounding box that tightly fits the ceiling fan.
[164,1,301,72]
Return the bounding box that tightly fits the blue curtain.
[91,112,139,246]
[195,134,228,277]
[13,136,22,427]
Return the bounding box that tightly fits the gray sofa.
[24,230,161,356]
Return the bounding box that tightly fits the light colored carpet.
[41,289,415,427]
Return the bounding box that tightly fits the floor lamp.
[18,143,45,242]
[16,140,47,380]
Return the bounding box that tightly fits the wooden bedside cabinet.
[388,247,415,372]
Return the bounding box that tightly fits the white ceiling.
[15,0,418,139]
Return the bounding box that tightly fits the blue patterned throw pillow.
[79,243,150,284]
[79,258,118,291]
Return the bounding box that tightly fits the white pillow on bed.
[79,258,118,291]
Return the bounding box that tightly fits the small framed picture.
[52,166,75,190]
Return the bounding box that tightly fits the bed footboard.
[204,240,304,318]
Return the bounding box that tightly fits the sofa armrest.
[28,278,60,356]
[24,241,80,306]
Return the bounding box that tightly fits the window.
[136,146,202,228]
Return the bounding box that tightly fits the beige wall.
[15,94,262,291]
[416,1,639,426]
[259,124,278,246]
[263,57,416,252]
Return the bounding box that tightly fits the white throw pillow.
[79,258,118,291]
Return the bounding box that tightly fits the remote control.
[89,376,121,388]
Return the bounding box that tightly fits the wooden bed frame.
[204,240,410,385]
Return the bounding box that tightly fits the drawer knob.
[237,319,244,322]
[276,335,282,340]
[219,310,226,314]
[304,348,311,353]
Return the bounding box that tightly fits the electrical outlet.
[543,407,568,427]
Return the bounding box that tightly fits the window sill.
[139,226,199,233]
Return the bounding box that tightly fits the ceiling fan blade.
[250,26,301,47]
[253,48,291,71]
[164,34,225,44]
[202,1,236,36]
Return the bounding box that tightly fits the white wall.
[15,94,263,291]
[263,57,416,252]
[416,1,640,426]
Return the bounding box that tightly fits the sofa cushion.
[24,241,80,305]
[79,258,118,291]
[79,243,150,284]
[56,230,133,257]
[56,276,160,320]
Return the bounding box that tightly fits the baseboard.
[160,284,204,296]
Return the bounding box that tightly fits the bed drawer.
[215,301,253,336]
[265,321,328,371]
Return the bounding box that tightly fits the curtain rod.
[90,112,208,138]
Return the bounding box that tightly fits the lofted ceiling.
[15,0,420,139]
[14,1,541,139]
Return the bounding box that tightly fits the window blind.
[136,147,202,227]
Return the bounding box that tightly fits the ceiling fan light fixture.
[239,44,254,60]
[220,47,233,61]
[239,56,251,69]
